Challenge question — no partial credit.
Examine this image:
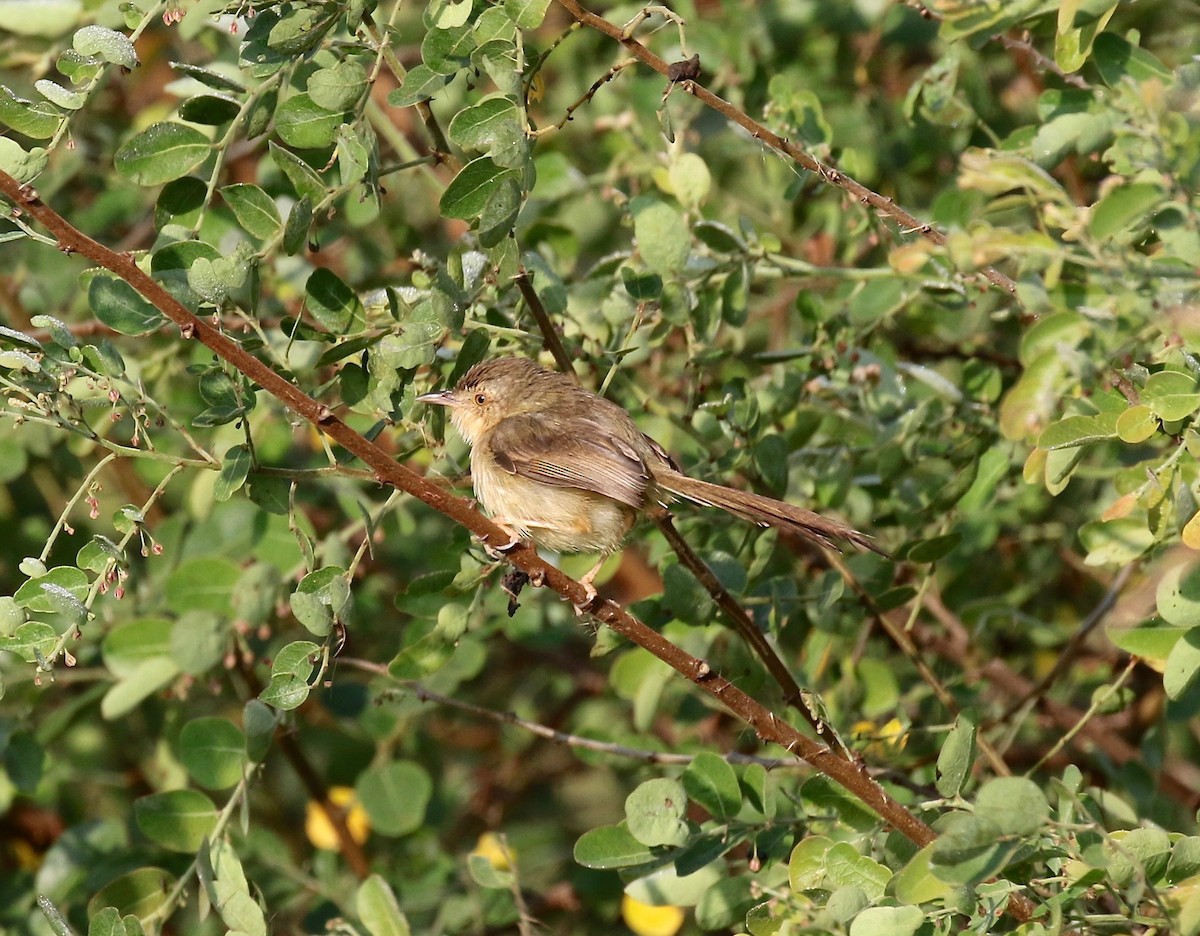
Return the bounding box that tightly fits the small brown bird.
[418,357,883,600]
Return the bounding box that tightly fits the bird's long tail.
[656,471,887,557]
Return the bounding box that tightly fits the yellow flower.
[305,786,370,850]
[850,718,908,757]
[621,894,685,936]
[471,832,515,871]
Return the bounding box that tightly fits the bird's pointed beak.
[416,389,459,407]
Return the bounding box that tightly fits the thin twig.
[507,833,536,936]
[530,58,638,136]
[38,453,116,564]
[1028,657,1138,776]
[345,660,815,769]
[514,267,574,374]
[553,0,1020,300]
[653,510,855,759]
[995,30,1092,90]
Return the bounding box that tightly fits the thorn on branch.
[17,184,40,205]
[180,322,196,339]
[316,404,336,424]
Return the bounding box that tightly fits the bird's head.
[417,356,566,444]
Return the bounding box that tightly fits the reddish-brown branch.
[553,0,1020,300]
[0,169,968,878]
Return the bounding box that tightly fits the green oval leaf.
[102,617,172,678]
[214,443,253,502]
[974,776,1049,836]
[179,93,241,125]
[86,867,176,923]
[115,122,211,186]
[632,198,690,277]
[356,761,432,836]
[88,274,165,336]
[0,83,60,138]
[221,183,282,239]
[275,92,343,149]
[1078,517,1155,567]
[306,268,362,333]
[682,752,741,820]
[134,789,218,852]
[101,657,181,719]
[386,64,453,108]
[1165,628,1200,701]
[574,823,655,870]
[447,97,519,150]
[73,24,137,67]
[440,155,517,221]
[34,78,84,110]
[1156,563,1200,628]
[290,565,352,637]
[165,557,241,614]
[13,565,87,615]
[308,60,367,111]
[420,23,476,75]
[935,711,977,799]
[356,875,412,936]
[1037,413,1118,450]
[625,777,688,847]
[180,717,246,790]
[1089,181,1166,241]
[269,141,327,201]
[1115,404,1158,443]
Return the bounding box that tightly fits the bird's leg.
[478,517,524,558]
[573,555,607,614]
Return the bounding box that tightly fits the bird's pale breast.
[471,443,636,554]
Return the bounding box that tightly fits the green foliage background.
[1,0,1200,933]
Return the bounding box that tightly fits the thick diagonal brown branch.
[0,169,1048,924]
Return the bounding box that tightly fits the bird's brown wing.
[487,414,650,509]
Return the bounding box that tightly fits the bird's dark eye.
[474,393,487,406]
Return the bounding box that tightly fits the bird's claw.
[573,582,600,616]
[479,518,525,558]
[474,529,522,559]
[484,537,521,559]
